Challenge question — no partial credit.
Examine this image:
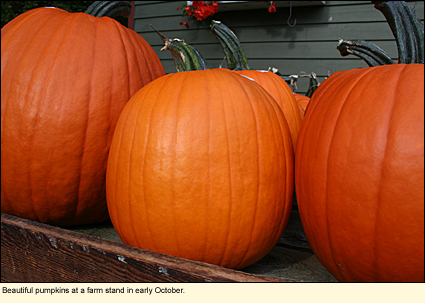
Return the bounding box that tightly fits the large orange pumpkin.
[295,1,424,282]
[1,5,165,226]
[106,68,294,269]
[210,21,302,152]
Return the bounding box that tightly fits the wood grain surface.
[1,213,282,282]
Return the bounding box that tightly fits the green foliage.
[1,1,128,28]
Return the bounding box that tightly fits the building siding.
[134,1,424,93]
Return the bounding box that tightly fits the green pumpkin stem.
[150,25,209,71]
[372,1,424,64]
[337,39,396,67]
[210,20,251,70]
[85,1,132,18]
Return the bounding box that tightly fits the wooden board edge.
[1,213,283,282]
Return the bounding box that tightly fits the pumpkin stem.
[210,20,251,70]
[150,25,209,71]
[337,39,397,67]
[85,1,132,18]
[289,72,320,97]
[306,72,320,98]
[372,1,424,64]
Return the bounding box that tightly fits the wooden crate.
[1,211,337,282]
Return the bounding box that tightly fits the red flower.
[178,1,219,27]
[268,2,276,13]
[178,1,275,28]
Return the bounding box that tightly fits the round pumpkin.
[295,64,424,282]
[106,68,294,269]
[296,1,424,282]
[1,6,165,226]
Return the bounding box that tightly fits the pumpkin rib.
[232,74,262,269]
[107,97,128,244]
[214,71,235,267]
[15,11,79,223]
[126,81,150,248]
[125,89,144,249]
[325,67,380,280]
[371,68,402,281]
[300,67,375,279]
[205,84,212,262]
[73,14,95,223]
[31,13,81,223]
[319,64,420,282]
[3,15,54,220]
[372,64,418,281]
[256,89,284,257]
[111,19,132,98]
[232,73,290,269]
[171,74,184,258]
[124,23,165,90]
[142,76,173,252]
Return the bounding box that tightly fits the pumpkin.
[210,21,302,153]
[106,43,294,269]
[1,2,165,226]
[295,1,424,282]
[294,94,310,112]
[295,99,306,119]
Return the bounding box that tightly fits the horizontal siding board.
[140,21,406,44]
[154,40,398,61]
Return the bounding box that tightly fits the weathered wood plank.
[1,213,282,282]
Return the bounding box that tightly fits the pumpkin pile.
[1,1,423,281]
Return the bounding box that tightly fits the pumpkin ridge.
[230,73,262,269]
[0,14,49,217]
[171,73,185,258]
[2,13,49,222]
[216,71,233,267]
[372,64,410,281]
[29,12,80,223]
[315,67,376,280]
[124,82,150,248]
[119,85,139,247]
[73,13,98,223]
[125,23,164,90]
[142,76,174,252]
[111,19,132,96]
[323,66,390,281]
[107,93,131,244]
[215,70,251,267]
[264,89,291,248]
[205,82,212,263]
